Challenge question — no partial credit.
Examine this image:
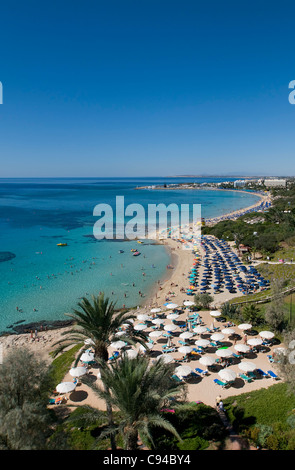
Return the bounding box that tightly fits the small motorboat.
[57,243,68,246]
[133,251,141,256]
[119,250,124,253]
[131,249,137,252]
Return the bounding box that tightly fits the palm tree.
[242,303,261,325]
[85,355,186,450]
[52,292,148,450]
[52,293,147,363]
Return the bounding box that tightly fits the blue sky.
[1,0,295,177]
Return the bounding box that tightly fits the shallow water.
[0,177,260,333]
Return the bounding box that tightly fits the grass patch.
[225,383,295,428]
[224,384,295,449]
[48,344,82,386]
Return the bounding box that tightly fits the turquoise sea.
[0,177,261,333]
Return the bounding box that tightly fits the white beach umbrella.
[110,340,126,349]
[157,354,174,364]
[164,323,178,331]
[183,300,194,307]
[175,365,192,377]
[84,338,95,345]
[259,331,274,339]
[152,318,165,325]
[195,339,210,347]
[134,323,147,331]
[218,369,236,382]
[180,331,194,339]
[210,333,225,341]
[149,330,162,338]
[167,313,179,320]
[69,367,87,378]
[216,349,233,358]
[179,346,193,354]
[193,326,207,334]
[238,323,252,330]
[210,311,221,317]
[137,314,151,321]
[238,361,257,372]
[139,342,154,352]
[221,328,236,335]
[124,349,138,358]
[80,352,95,362]
[247,338,263,346]
[114,330,125,336]
[165,303,178,309]
[150,308,162,313]
[199,355,215,366]
[234,344,250,353]
[56,382,77,394]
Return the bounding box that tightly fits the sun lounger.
[257,369,270,378]
[214,378,228,388]
[247,371,256,379]
[162,346,176,353]
[178,340,187,346]
[267,370,279,380]
[195,367,209,376]
[49,396,65,405]
[232,353,242,359]
[109,351,119,361]
[172,374,183,382]
[179,354,189,362]
[239,373,253,383]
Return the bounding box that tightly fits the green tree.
[242,303,262,326]
[0,348,53,449]
[194,293,214,309]
[53,293,146,362]
[85,355,186,450]
[221,301,240,320]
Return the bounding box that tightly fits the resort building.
[233,180,246,188]
[264,178,287,188]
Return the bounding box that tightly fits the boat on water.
[133,251,141,256]
[131,249,137,252]
[137,240,143,244]
[57,243,68,246]
[119,250,124,253]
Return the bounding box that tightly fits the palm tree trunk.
[125,427,138,451]
[102,380,117,451]
[96,343,116,450]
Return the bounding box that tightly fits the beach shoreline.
[0,189,270,338]
[0,189,281,411]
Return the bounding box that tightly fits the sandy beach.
[204,190,271,226]
[0,191,280,411]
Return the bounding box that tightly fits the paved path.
[217,408,256,450]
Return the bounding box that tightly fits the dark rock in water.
[0,252,16,263]
[8,319,74,335]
